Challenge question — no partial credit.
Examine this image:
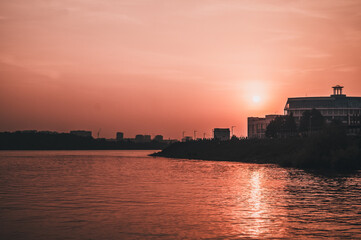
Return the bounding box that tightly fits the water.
[0,150,360,239]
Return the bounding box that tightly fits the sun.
[252,95,261,103]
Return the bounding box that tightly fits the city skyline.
[1,0,361,139]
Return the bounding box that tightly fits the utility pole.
[97,128,101,138]
[231,126,236,136]
[182,131,185,139]
[194,130,197,140]
[203,133,206,139]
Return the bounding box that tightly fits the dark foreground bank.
[0,132,170,150]
[152,129,361,170]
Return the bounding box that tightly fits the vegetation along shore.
[152,110,361,171]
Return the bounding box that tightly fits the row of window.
[288,109,361,116]
[249,124,267,132]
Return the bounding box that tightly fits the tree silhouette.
[266,113,297,138]
[284,113,297,136]
[299,109,325,135]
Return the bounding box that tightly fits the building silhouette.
[213,128,230,141]
[135,134,151,143]
[135,135,144,143]
[248,115,281,138]
[116,132,124,141]
[144,135,151,142]
[284,85,361,125]
[248,85,361,138]
[154,135,163,142]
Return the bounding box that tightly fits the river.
[0,150,360,239]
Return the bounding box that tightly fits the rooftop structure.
[332,85,345,96]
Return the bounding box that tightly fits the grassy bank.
[152,129,361,170]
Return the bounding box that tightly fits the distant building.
[135,135,144,143]
[70,130,92,138]
[182,136,193,142]
[213,128,230,141]
[154,135,163,142]
[144,135,151,142]
[284,85,361,126]
[116,132,124,141]
[248,115,280,138]
[135,134,152,143]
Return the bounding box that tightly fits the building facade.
[284,86,361,126]
[213,128,230,141]
[248,115,280,138]
[247,86,361,138]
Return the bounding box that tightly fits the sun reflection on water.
[248,170,267,237]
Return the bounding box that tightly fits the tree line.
[265,109,361,138]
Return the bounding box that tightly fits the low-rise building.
[248,115,280,138]
[116,132,124,141]
[213,128,230,141]
[153,135,163,142]
[135,135,144,143]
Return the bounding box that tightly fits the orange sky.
[1,0,361,139]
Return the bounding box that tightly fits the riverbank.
[152,130,361,170]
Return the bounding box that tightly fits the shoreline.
[150,133,361,171]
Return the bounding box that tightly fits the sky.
[1,0,361,139]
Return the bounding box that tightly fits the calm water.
[0,150,360,239]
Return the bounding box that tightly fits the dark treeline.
[153,111,361,170]
[152,131,361,170]
[265,109,361,138]
[0,132,169,150]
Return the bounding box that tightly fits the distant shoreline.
[0,132,170,150]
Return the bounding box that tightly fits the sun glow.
[238,81,269,109]
[252,95,261,103]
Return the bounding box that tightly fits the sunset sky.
[1,0,361,139]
